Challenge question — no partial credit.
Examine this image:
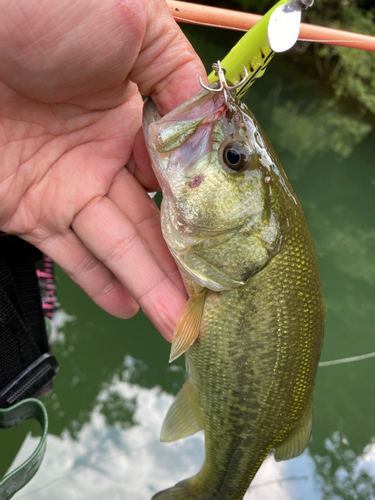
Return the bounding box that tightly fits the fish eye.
[222,141,255,172]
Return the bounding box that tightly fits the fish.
[143,83,325,500]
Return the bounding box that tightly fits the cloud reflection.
[13,359,204,500]
[10,356,375,500]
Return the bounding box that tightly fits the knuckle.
[103,230,139,267]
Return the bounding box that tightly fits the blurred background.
[1,1,375,498]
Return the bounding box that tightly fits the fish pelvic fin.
[160,380,203,442]
[169,288,209,363]
[152,477,208,500]
[273,397,313,462]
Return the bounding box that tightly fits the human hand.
[0,0,207,341]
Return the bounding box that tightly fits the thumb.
[129,0,208,116]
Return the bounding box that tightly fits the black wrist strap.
[0,235,58,407]
[0,235,57,498]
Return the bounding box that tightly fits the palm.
[0,0,206,340]
[2,86,141,231]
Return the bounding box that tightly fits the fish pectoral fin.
[169,288,209,363]
[178,252,245,291]
[273,398,313,462]
[160,380,203,442]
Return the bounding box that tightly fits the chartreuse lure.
[208,0,309,97]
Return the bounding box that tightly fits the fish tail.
[152,478,211,500]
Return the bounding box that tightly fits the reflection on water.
[13,354,205,500]
[313,433,375,499]
[269,100,371,165]
[9,352,375,499]
[1,21,375,500]
[319,224,375,285]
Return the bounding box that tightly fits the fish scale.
[144,86,324,500]
[184,220,323,498]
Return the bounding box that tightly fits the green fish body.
[143,87,325,500]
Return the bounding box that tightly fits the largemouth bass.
[143,84,325,499]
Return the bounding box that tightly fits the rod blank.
[167,0,375,52]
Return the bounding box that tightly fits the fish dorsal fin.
[274,397,313,462]
[160,380,203,442]
[169,288,209,363]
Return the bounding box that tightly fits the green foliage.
[232,0,273,13]
[268,99,371,163]
[304,0,375,116]
[334,46,375,115]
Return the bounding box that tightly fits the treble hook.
[199,60,248,104]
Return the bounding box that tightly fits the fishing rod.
[167,0,375,52]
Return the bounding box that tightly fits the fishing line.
[173,16,247,32]
[319,350,375,367]
[299,38,375,44]
[17,439,160,498]
[251,474,309,488]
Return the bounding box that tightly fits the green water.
[2,23,375,500]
